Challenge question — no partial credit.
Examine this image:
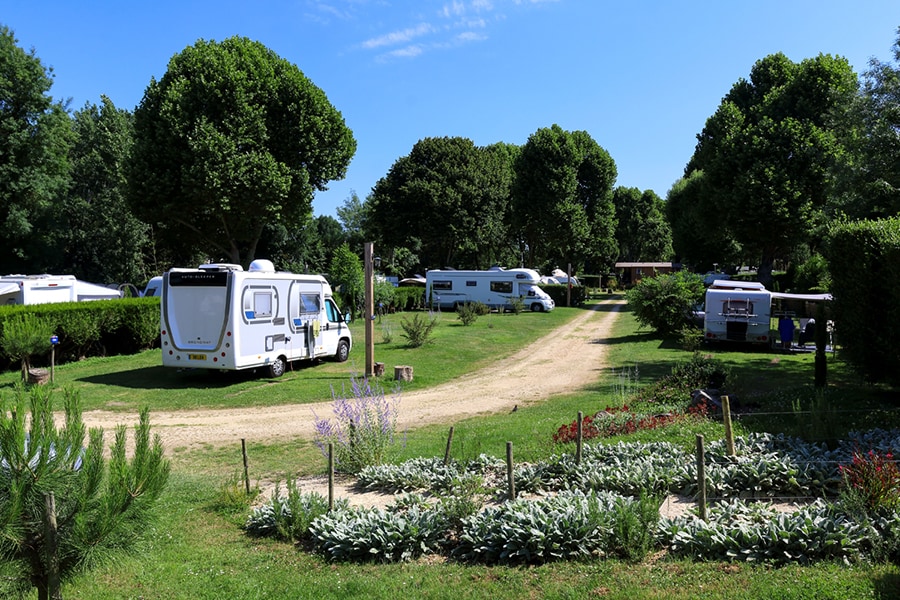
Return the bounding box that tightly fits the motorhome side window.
[300,293,320,313]
[432,280,452,290]
[490,281,513,294]
[243,287,275,320]
[466,280,476,287]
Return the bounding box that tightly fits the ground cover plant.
[6,300,900,598]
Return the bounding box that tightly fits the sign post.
[50,335,59,383]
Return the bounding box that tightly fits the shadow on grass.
[76,361,351,390]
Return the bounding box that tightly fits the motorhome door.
[289,283,322,358]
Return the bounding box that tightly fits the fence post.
[722,396,735,457]
[444,426,455,465]
[576,411,583,465]
[506,441,516,500]
[328,442,335,512]
[696,434,707,521]
[241,439,250,495]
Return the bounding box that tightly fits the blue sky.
[3,1,899,220]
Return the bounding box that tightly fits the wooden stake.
[241,438,250,495]
[722,396,735,457]
[696,434,707,522]
[443,426,454,465]
[576,411,583,465]
[328,442,335,512]
[506,441,516,500]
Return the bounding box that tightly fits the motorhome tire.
[531,303,544,312]
[267,357,286,378]
[335,339,350,363]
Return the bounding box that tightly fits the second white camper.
[160,260,352,377]
[426,267,555,312]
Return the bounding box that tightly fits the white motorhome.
[425,267,555,312]
[160,260,352,377]
[703,280,772,344]
[0,274,123,305]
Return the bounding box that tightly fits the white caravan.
[160,260,352,377]
[0,274,123,305]
[703,280,772,344]
[426,267,555,312]
[703,280,832,345]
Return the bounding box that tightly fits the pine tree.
[0,386,170,599]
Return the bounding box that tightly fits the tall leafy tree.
[368,136,512,271]
[328,242,364,314]
[0,26,72,273]
[612,186,673,263]
[336,190,369,250]
[511,125,617,272]
[666,170,742,270]
[685,52,859,284]
[129,36,356,267]
[62,96,149,284]
[850,27,900,219]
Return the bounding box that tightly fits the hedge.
[0,298,160,372]
[825,218,900,385]
[538,284,587,307]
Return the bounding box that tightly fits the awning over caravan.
[0,282,20,297]
[74,280,123,301]
[771,291,833,302]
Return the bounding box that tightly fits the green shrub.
[625,271,705,336]
[400,312,437,347]
[0,313,54,380]
[539,284,587,307]
[244,477,343,542]
[456,302,480,326]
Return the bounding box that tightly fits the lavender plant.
[312,377,401,474]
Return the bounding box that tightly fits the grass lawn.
[5,298,900,599]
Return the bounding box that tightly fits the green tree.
[666,171,743,271]
[0,387,169,600]
[336,190,369,250]
[625,271,706,336]
[328,242,364,314]
[0,313,54,382]
[613,186,673,263]
[62,96,149,284]
[129,36,356,267]
[685,53,859,285]
[511,125,617,272]
[0,26,72,274]
[368,136,513,271]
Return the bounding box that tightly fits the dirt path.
[78,299,625,455]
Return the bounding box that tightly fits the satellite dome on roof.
[248,259,275,273]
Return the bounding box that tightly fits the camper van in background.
[425,267,555,312]
[0,274,123,305]
[160,259,351,377]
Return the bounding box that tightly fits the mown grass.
[6,298,900,599]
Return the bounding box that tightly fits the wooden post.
[443,426,455,465]
[328,442,335,512]
[696,434,707,522]
[576,411,583,465]
[241,438,250,495]
[506,441,516,500]
[50,345,55,384]
[722,396,735,457]
[44,492,61,600]
[365,242,375,378]
[567,262,572,307]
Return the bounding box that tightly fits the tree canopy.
[129,36,355,267]
[0,26,72,273]
[511,125,617,272]
[682,52,859,283]
[612,186,673,263]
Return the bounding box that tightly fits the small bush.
[400,312,437,347]
[456,302,480,326]
[625,271,705,336]
[0,313,54,380]
[508,296,525,314]
[839,449,900,515]
[244,477,345,542]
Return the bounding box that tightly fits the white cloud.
[362,23,435,49]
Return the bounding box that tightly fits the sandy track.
[78,300,624,454]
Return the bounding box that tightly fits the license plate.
[188,354,207,361]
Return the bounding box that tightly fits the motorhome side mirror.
[344,312,352,323]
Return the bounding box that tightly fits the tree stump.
[27,368,50,385]
[374,362,385,377]
[394,365,414,382]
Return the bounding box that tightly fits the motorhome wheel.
[531,303,544,312]
[267,357,286,378]
[335,339,350,362]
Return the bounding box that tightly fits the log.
[394,365,414,382]
[28,368,50,385]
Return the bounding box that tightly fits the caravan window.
[490,281,513,294]
[253,292,272,317]
[432,280,452,290]
[300,293,320,314]
[466,280,476,287]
